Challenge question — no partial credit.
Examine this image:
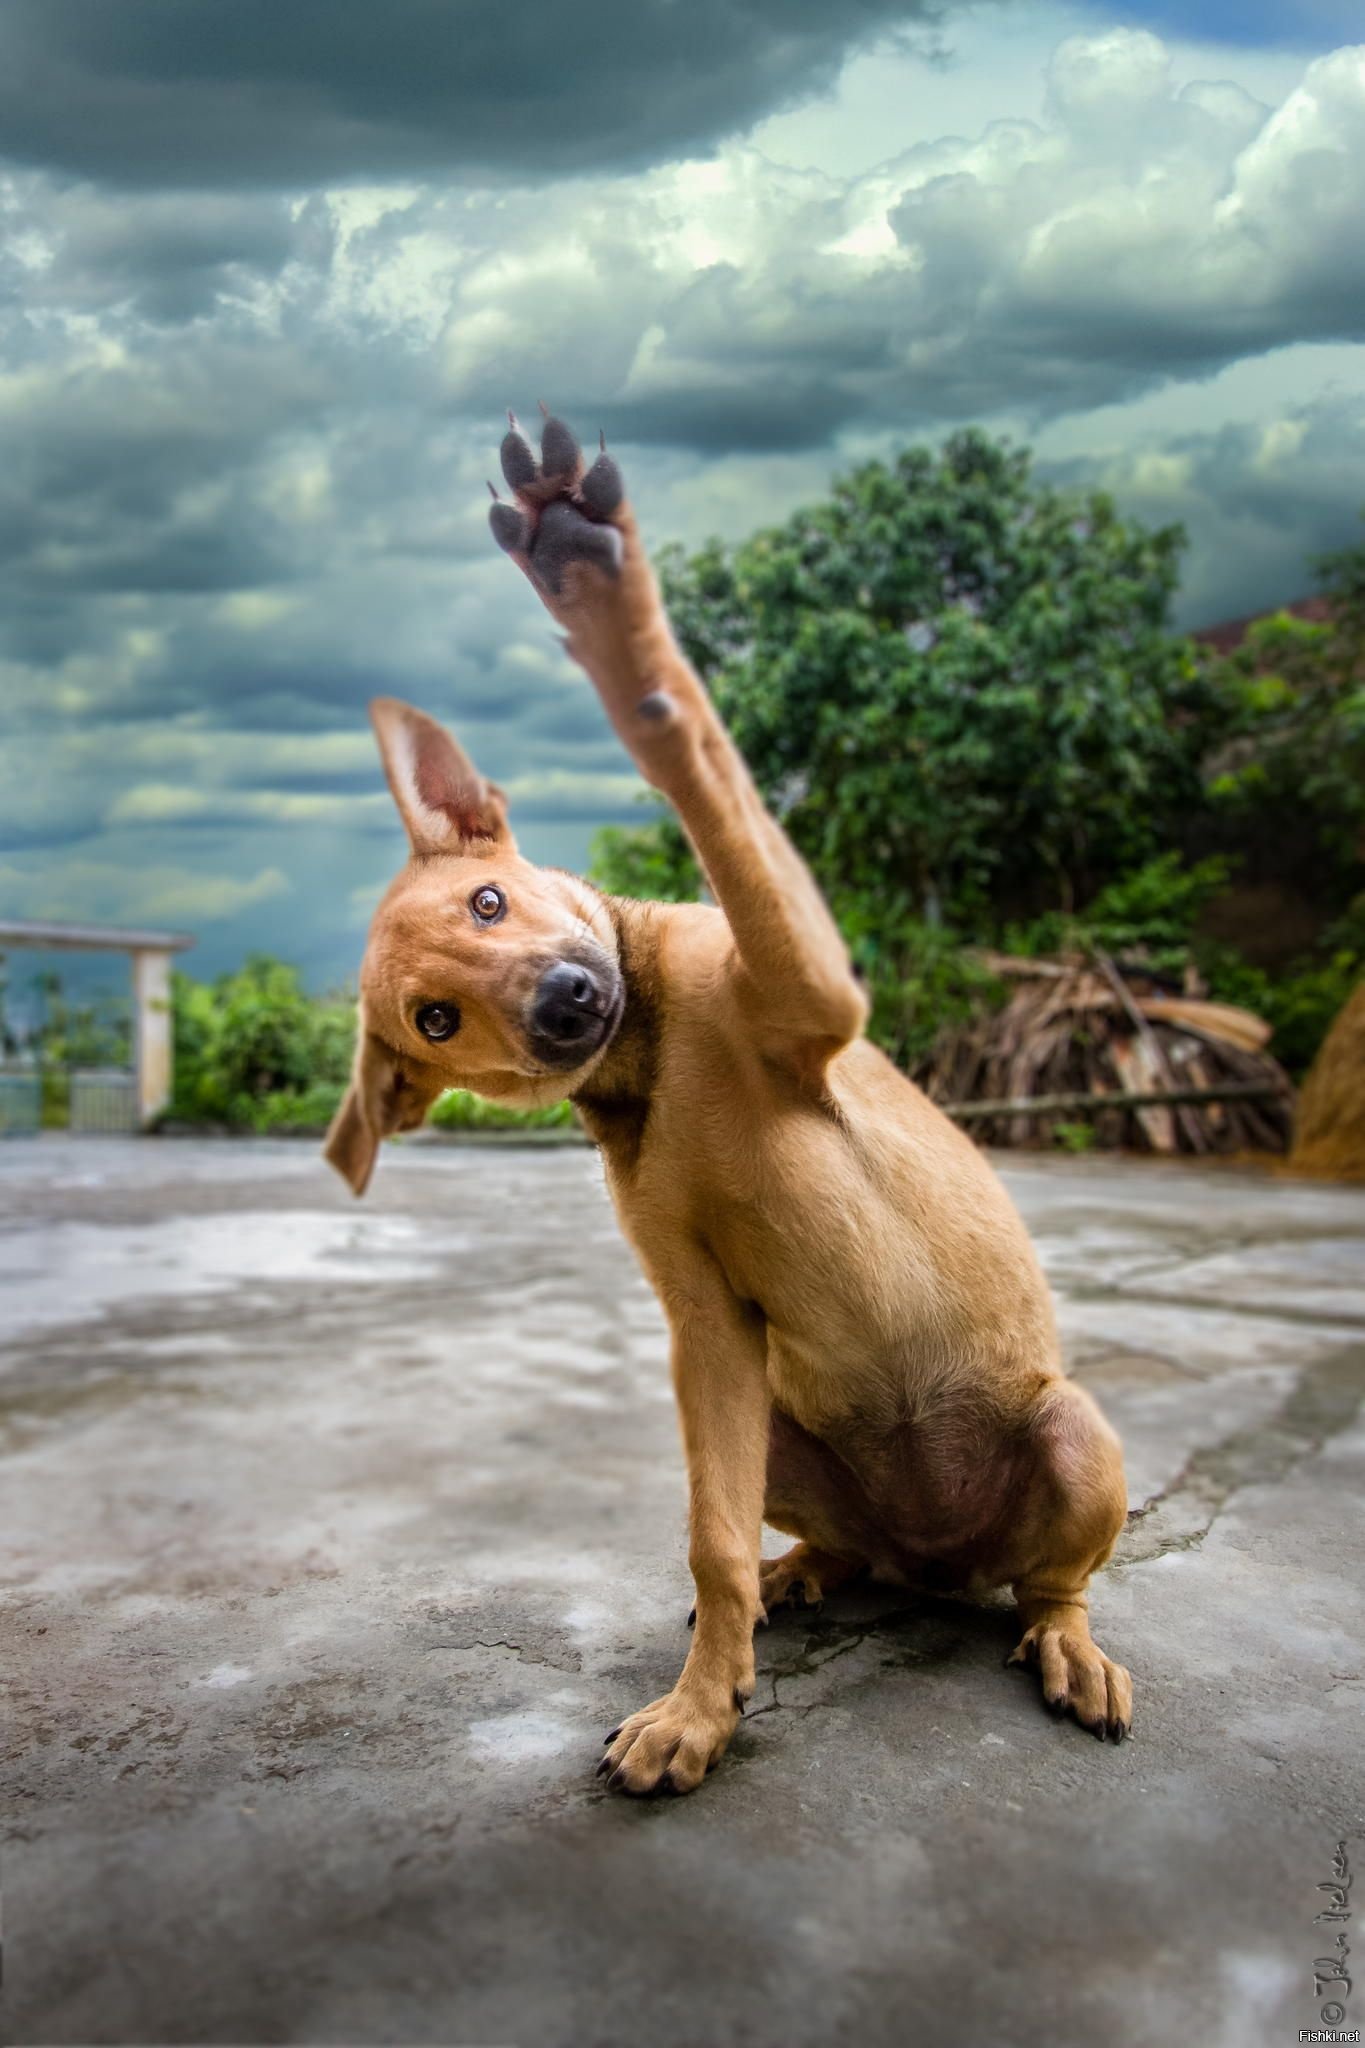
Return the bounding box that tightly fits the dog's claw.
[499,419,538,492]
[539,411,581,481]
[489,501,528,555]
[579,449,624,518]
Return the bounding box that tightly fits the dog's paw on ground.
[1007,1622,1133,1742]
[595,1682,747,1796]
[759,1550,826,1615]
[758,1543,863,1617]
[488,406,625,597]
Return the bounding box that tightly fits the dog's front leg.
[488,411,867,1077]
[599,1271,768,1796]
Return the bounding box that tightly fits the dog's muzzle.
[527,957,622,1070]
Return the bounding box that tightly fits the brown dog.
[325,409,1133,1795]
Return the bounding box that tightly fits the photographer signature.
[1309,1839,1354,2037]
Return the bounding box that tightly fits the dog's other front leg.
[600,1269,769,1796]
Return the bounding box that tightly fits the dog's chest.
[646,1095,936,1383]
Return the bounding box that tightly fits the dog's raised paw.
[489,408,626,598]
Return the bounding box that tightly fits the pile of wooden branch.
[915,948,1295,1155]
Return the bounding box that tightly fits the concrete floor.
[2,1135,1363,2047]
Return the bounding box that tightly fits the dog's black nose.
[531,960,604,1047]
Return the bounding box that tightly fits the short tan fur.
[326,411,1133,1795]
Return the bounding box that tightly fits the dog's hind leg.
[1002,1379,1133,1742]
[759,1543,862,1615]
[758,1406,881,1612]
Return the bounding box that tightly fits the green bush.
[589,813,700,904]
[836,912,1007,1071]
[1002,854,1232,973]
[428,1089,576,1130]
[170,955,355,1129]
[1197,941,1363,1082]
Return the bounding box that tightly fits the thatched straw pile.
[916,949,1295,1155]
[1291,980,1365,1179]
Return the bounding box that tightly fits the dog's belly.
[765,1395,1040,1585]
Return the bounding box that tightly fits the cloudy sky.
[2,0,1364,987]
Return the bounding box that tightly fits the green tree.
[1200,526,1365,915]
[592,432,1204,943]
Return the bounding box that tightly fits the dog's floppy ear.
[324,1025,445,1197]
[369,696,515,857]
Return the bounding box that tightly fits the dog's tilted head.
[324,696,625,1196]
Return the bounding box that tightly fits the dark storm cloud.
[3,16,1363,984]
[8,185,333,324]
[0,333,337,617]
[0,0,942,189]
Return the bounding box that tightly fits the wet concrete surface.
[2,1135,1362,2047]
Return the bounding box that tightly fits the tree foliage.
[1198,550,1365,908]
[589,435,1364,1080]
[665,431,1203,926]
[594,432,1207,946]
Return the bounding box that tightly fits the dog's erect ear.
[324,1027,445,1197]
[369,697,515,857]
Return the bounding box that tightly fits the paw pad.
[489,407,625,597]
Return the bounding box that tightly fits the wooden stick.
[1093,945,1207,1154]
[944,1082,1293,1122]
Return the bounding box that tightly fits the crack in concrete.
[1113,1342,1365,1568]
[423,1635,570,1671]
[747,1604,974,1719]
[1063,1275,1365,1333]
[747,1624,876,1719]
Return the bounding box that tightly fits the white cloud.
[3,19,1363,982]
[346,32,1362,438]
[0,859,291,927]
[104,783,389,827]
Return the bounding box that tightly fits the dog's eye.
[471,884,505,923]
[414,1001,460,1043]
